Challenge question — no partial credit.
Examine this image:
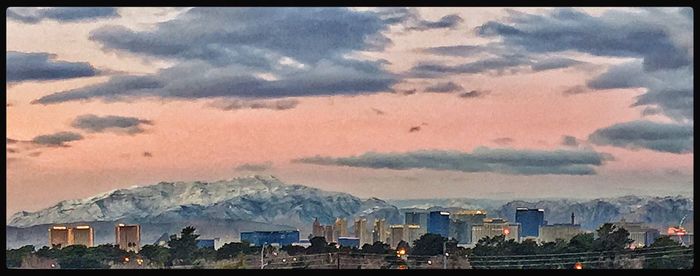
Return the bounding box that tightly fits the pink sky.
[5,7,693,216]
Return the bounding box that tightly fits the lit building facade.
[324,225,336,243]
[48,226,70,248]
[240,230,300,246]
[373,218,389,244]
[354,217,371,246]
[471,218,520,243]
[515,208,545,238]
[71,226,94,247]
[450,210,487,244]
[115,224,141,253]
[428,211,450,238]
[334,218,348,238]
[613,220,661,247]
[312,217,324,238]
[390,225,405,248]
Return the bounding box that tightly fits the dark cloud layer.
[209,99,299,111]
[31,131,84,147]
[459,90,488,98]
[7,7,119,24]
[34,8,398,104]
[293,147,609,175]
[561,135,580,147]
[588,120,693,154]
[7,51,99,82]
[71,114,152,135]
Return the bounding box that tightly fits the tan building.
[354,217,371,246]
[390,225,405,248]
[48,226,71,248]
[613,220,660,247]
[539,224,584,243]
[334,218,348,238]
[471,218,520,243]
[312,217,324,238]
[71,225,94,247]
[324,225,336,243]
[405,224,421,243]
[372,218,390,244]
[115,224,141,252]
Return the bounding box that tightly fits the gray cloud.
[31,131,84,147]
[235,161,273,172]
[143,152,153,158]
[7,51,99,82]
[33,8,398,104]
[293,147,610,175]
[407,14,464,31]
[71,114,152,135]
[209,98,299,111]
[459,90,488,98]
[588,120,693,154]
[376,8,463,31]
[641,107,662,117]
[409,55,532,78]
[561,135,580,147]
[530,57,584,72]
[562,85,592,96]
[7,7,119,24]
[476,8,692,71]
[425,81,463,93]
[492,137,514,146]
[474,8,693,122]
[7,138,18,144]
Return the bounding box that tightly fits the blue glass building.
[427,211,450,238]
[196,239,216,249]
[515,208,545,238]
[240,230,300,246]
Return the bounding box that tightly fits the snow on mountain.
[8,175,401,229]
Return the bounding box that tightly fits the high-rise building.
[471,218,520,243]
[515,208,545,238]
[312,217,324,238]
[71,225,94,247]
[115,224,141,253]
[334,218,348,238]
[389,225,405,248]
[354,217,371,246]
[539,224,584,243]
[324,225,336,243]
[240,230,300,246]
[450,210,487,244]
[405,224,421,244]
[428,211,450,238]
[405,211,429,236]
[372,218,389,244]
[48,226,70,248]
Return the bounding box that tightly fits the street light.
[574,262,583,270]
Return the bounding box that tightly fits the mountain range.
[6,175,693,249]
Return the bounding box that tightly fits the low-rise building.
[539,224,584,243]
[240,230,300,246]
[471,218,520,243]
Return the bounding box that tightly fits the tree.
[361,241,391,254]
[280,244,306,256]
[89,244,129,264]
[140,244,171,267]
[167,226,200,265]
[6,245,35,268]
[643,236,692,269]
[567,233,594,253]
[410,234,447,256]
[217,241,253,260]
[306,236,328,254]
[593,223,633,252]
[56,245,108,269]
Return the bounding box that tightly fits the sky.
[5,7,694,217]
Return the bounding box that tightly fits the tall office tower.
[515,208,545,238]
[354,217,371,246]
[428,211,450,238]
[324,225,336,243]
[389,225,405,248]
[312,217,325,238]
[48,226,70,248]
[115,224,141,253]
[372,218,389,244]
[71,225,94,247]
[334,218,348,238]
[405,211,429,236]
[450,210,487,244]
[405,224,422,244]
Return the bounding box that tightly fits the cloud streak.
[293,147,610,175]
[7,51,100,82]
[7,7,119,24]
[31,131,84,147]
[70,114,153,135]
[235,161,274,172]
[588,120,693,154]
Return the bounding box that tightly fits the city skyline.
[6,7,694,217]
